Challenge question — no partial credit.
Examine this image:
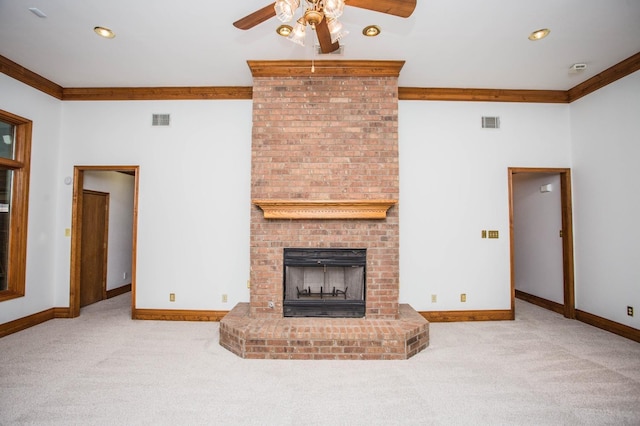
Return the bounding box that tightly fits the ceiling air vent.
[481,116,500,129]
[314,45,345,55]
[152,114,171,127]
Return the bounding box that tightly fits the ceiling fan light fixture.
[275,0,300,23]
[94,26,115,39]
[362,25,381,37]
[327,18,348,43]
[323,0,345,19]
[303,8,324,28]
[287,17,307,46]
[528,28,550,41]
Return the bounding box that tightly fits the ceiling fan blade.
[316,19,340,54]
[346,0,417,18]
[233,4,276,30]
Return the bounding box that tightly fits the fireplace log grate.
[296,286,348,299]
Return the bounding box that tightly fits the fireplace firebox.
[283,248,366,318]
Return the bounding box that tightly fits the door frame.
[69,165,139,318]
[508,167,575,319]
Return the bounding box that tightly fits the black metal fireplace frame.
[283,248,366,318]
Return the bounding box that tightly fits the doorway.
[508,168,575,319]
[69,166,139,318]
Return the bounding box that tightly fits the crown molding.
[567,51,640,102]
[62,86,253,101]
[2,54,638,102]
[0,54,63,99]
[398,87,569,103]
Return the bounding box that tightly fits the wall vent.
[481,116,500,129]
[152,114,171,126]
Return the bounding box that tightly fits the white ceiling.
[0,0,639,90]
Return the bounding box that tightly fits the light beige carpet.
[1,295,639,425]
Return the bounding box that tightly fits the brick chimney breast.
[249,61,401,320]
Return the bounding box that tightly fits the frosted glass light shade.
[323,0,344,19]
[327,18,348,43]
[287,18,306,46]
[275,0,300,23]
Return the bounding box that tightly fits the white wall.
[512,173,564,304]
[0,74,62,324]
[56,100,253,310]
[398,101,571,311]
[54,98,571,314]
[83,171,135,291]
[570,70,640,328]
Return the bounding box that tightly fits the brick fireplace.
[219,60,428,359]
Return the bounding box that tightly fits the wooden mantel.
[247,60,405,78]
[252,199,397,220]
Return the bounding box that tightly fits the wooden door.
[80,190,109,307]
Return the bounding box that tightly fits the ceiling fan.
[233,0,417,54]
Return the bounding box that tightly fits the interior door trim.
[508,167,575,319]
[69,165,139,318]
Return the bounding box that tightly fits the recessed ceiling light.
[94,26,115,39]
[362,25,381,37]
[528,28,550,41]
[276,25,292,37]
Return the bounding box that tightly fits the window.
[0,110,32,301]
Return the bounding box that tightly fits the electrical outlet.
[431,294,437,303]
[460,293,467,302]
[222,294,228,303]
[628,306,634,317]
[169,293,175,302]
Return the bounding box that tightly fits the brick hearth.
[219,60,428,359]
[220,303,428,360]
